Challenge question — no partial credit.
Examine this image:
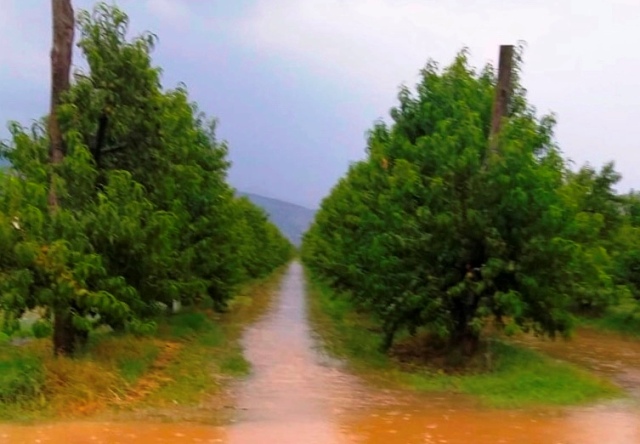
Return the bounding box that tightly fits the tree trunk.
[49,0,75,356]
[450,328,480,357]
[48,0,74,208]
[486,44,514,165]
[53,307,76,356]
[380,318,400,352]
[450,297,481,356]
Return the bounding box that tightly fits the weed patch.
[92,336,161,384]
[43,353,122,417]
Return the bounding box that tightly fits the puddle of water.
[2,261,640,443]
[0,422,227,443]
[514,327,640,398]
[3,408,640,444]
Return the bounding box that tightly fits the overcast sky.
[1,0,639,209]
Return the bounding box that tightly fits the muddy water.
[514,326,640,398]
[2,261,640,443]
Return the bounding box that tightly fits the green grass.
[0,352,44,403]
[144,272,282,407]
[580,296,640,337]
[219,352,251,375]
[307,273,621,408]
[146,310,232,406]
[458,342,619,407]
[0,268,285,420]
[0,344,48,421]
[116,341,160,384]
[0,318,45,419]
[166,311,214,339]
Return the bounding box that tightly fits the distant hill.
[238,192,316,247]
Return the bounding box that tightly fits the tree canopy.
[0,3,292,355]
[302,49,622,354]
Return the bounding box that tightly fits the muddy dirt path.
[2,261,640,443]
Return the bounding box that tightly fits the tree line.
[0,2,292,356]
[302,47,640,355]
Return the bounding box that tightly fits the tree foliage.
[0,3,292,355]
[612,191,640,300]
[302,49,621,354]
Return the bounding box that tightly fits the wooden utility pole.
[487,45,514,160]
[48,0,75,209]
[49,0,75,357]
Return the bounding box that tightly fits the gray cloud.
[237,0,640,195]
[2,0,640,209]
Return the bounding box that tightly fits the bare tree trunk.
[53,307,76,356]
[49,0,75,357]
[48,0,74,208]
[487,45,514,162]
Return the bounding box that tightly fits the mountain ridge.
[237,191,316,247]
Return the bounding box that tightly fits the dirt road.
[2,261,639,443]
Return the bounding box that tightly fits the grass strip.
[306,272,621,408]
[0,268,284,421]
